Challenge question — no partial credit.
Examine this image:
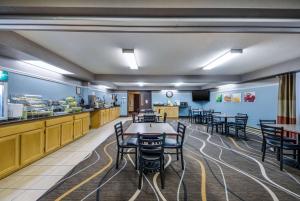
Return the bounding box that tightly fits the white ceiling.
[113,82,206,87]
[17,31,300,76]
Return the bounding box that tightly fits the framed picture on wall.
[76,87,81,95]
[232,93,241,103]
[223,93,232,102]
[244,92,256,102]
[216,94,222,103]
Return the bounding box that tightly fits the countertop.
[0,109,93,126]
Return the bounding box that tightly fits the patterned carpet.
[38,119,300,201]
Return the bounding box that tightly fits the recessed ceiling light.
[175,82,184,87]
[23,60,73,74]
[203,49,243,70]
[138,82,144,87]
[122,49,138,70]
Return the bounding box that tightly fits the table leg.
[225,117,228,135]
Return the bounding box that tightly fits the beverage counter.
[0,106,120,179]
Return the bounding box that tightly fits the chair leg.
[280,148,283,171]
[181,149,184,170]
[176,148,179,160]
[261,140,265,152]
[121,148,124,160]
[135,147,138,170]
[276,147,280,161]
[116,148,120,169]
[262,143,266,162]
[243,129,247,140]
[138,165,143,189]
[160,165,164,189]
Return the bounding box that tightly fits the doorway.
[128,91,152,114]
[133,94,140,112]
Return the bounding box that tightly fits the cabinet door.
[74,119,83,139]
[61,121,74,146]
[45,124,61,153]
[82,116,90,135]
[20,129,44,166]
[100,110,105,126]
[0,135,19,179]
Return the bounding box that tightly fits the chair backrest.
[145,109,154,113]
[163,112,167,123]
[177,122,187,145]
[114,122,123,145]
[259,119,276,125]
[260,124,283,142]
[237,113,248,117]
[235,116,248,127]
[138,133,165,158]
[143,114,156,122]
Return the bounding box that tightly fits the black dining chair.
[157,112,167,123]
[206,112,224,134]
[164,122,186,170]
[227,115,248,139]
[143,114,157,123]
[114,122,138,169]
[138,133,166,189]
[260,124,300,171]
[259,120,297,156]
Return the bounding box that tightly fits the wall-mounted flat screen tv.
[192,90,210,101]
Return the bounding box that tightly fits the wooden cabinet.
[74,119,83,139]
[91,110,101,129]
[45,124,61,153]
[82,116,90,135]
[0,135,20,179]
[61,121,74,146]
[0,112,93,179]
[20,129,44,166]
[154,106,179,118]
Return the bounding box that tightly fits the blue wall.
[7,72,112,105]
[202,84,278,128]
[152,91,203,116]
[115,92,128,116]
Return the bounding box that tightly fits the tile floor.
[0,117,130,201]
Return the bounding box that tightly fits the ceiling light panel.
[23,60,73,74]
[203,49,243,70]
[122,49,138,70]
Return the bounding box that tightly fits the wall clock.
[166,91,173,98]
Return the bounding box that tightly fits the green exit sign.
[0,71,8,81]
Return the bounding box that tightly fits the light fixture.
[97,85,110,89]
[218,84,237,90]
[122,49,138,70]
[23,60,73,74]
[175,82,183,87]
[203,49,243,70]
[138,82,144,87]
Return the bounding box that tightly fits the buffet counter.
[0,106,120,179]
[153,105,179,118]
[90,106,120,128]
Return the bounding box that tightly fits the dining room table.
[124,123,178,135]
[265,123,300,168]
[213,113,236,135]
